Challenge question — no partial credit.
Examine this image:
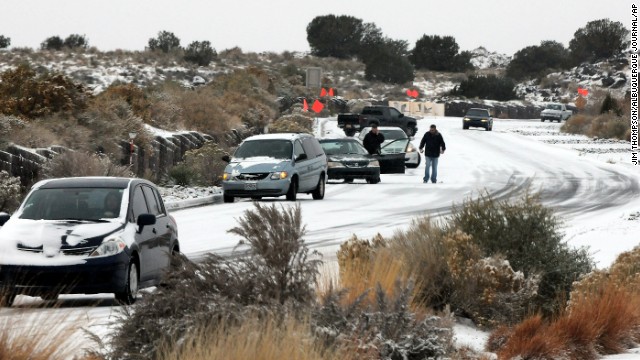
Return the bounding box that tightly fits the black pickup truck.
[337,106,418,137]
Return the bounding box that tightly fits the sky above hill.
[0,0,632,56]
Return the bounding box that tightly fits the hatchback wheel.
[40,292,59,301]
[0,290,16,307]
[312,177,325,200]
[115,259,138,305]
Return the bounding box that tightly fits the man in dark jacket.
[419,124,446,183]
[363,124,385,155]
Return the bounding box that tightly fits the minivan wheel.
[286,179,298,201]
[223,193,234,203]
[312,177,325,200]
[115,260,138,305]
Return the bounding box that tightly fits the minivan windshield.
[19,188,124,221]
[234,140,293,159]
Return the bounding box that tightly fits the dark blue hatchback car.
[0,177,179,306]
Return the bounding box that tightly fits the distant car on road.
[0,177,179,306]
[358,126,421,168]
[462,108,493,131]
[540,103,572,122]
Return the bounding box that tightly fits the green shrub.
[569,19,629,65]
[0,170,21,213]
[40,36,64,50]
[168,164,195,186]
[444,231,539,327]
[147,31,181,53]
[506,41,569,80]
[306,15,364,59]
[63,34,89,49]
[0,35,10,49]
[314,283,455,358]
[410,35,472,72]
[172,142,229,186]
[449,191,593,315]
[184,41,217,66]
[388,218,539,327]
[600,93,622,116]
[450,74,518,101]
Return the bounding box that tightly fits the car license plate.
[244,182,257,190]
[345,124,352,128]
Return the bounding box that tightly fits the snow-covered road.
[2,116,639,358]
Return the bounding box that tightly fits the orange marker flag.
[311,99,324,113]
[320,88,327,97]
[303,98,309,111]
[329,88,334,97]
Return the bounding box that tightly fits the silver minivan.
[221,133,327,202]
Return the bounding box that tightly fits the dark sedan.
[319,138,406,184]
[462,108,493,131]
[0,177,180,306]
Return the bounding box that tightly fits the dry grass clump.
[159,314,353,360]
[570,245,640,299]
[562,93,629,140]
[0,306,96,360]
[42,150,133,179]
[491,247,640,359]
[491,285,640,359]
[269,112,314,134]
[335,233,410,306]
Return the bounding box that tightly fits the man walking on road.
[363,124,385,155]
[419,124,446,183]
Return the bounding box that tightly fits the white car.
[357,126,420,168]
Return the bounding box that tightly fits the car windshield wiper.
[52,218,109,223]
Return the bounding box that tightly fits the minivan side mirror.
[221,155,231,163]
[137,214,156,233]
[399,113,404,118]
[295,153,308,162]
[0,213,10,226]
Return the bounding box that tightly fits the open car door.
[375,139,408,174]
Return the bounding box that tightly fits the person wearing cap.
[419,124,446,183]
[363,124,385,155]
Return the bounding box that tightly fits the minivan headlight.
[271,171,288,180]
[90,234,126,257]
[223,172,232,181]
[328,161,344,168]
[406,143,416,153]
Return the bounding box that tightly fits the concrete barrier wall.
[5,130,221,186]
[388,101,446,117]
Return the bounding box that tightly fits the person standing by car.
[419,124,446,183]
[363,124,385,155]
